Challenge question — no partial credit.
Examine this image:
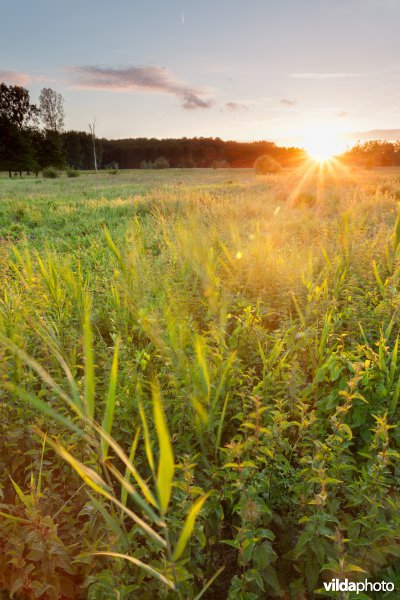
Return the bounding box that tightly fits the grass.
[1,165,400,599]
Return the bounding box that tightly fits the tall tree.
[0,82,38,127]
[0,83,38,177]
[39,87,65,133]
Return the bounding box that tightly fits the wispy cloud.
[0,70,32,85]
[289,72,363,79]
[349,129,400,141]
[69,65,214,110]
[280,98,297,106]
[223,101,248,112]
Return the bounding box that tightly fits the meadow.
[1,166,400,599]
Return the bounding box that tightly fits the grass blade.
[138,400,155,474]
[5,382,86,438]
[121,428,140,507]
[93,423,158,508]
[173,494,209,560]
[193,565,225,600]
[152,380,174,514]
[101,338,120,460]
[39,430,166,547]
[88,551,175,590]
[83,304,95,419]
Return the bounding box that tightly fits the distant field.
[1,166,400,598]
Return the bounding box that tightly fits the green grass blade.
[121,428,140,507]
[107,462,163,525]
[87,552,175,590]
[173,494,209,560]
[216,393,231,453]
[0,334,85,419]
[152,380,175,514]
[5,382,86,438]
[138,400,155,474]
[195,334,211,400]
[10,478,33,510]
[87,492,128,551]
[83,304,95,419]
[373,260,385,296]
[101,338,120,460]
[40,429,166,547]
[193,565,225,600]
[93,423,158,508]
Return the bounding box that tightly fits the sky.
[1,0,400,149]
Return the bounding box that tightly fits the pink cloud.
[69,65,214,110]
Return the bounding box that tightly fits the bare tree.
[88,119,98,172]
[39,87,65,133]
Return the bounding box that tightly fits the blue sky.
[1,0,400,146]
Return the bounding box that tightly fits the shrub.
[153,156,170,169]
[140,160,152,169]
[254,154,282,174]
[42,167,60,178]
[66,168,80,177]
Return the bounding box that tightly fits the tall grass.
[0,167,400,598]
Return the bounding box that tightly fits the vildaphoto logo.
[323,578,395,594]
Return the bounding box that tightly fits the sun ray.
[287,159,319,206]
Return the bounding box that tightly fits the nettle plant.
[1,304,218,599]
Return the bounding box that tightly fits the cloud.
[337,111,349,118]
[69,65,213,110]
[0,70,32,85]
[289,72,363,79]
[349,129,400,142]
[223,101,248,112]
[280,98,297,106]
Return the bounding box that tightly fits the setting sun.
[303,133,345,162]
[299,124,348,163]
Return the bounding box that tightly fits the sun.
[301,126,347,163]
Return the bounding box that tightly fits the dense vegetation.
[343,141,400,169]
[1,166,400,599]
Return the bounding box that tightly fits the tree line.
[0,82,308,175]
[342,140,400,168]
[3,82,400,175]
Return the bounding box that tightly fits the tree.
[39,87,65,133]
[0,83,38,177]
[30,129,65,175]
[0,83,38,128]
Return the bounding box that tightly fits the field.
[1,166,400,599]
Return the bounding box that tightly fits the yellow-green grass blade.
[173,494,209,560]
[106,462,164,525]
[121,428,140,507]
[0,334,85,419]
[93,423,158,508]
[152,380,175,514]
[83,305,95,419]
[193,565,225,600]
[138,400,155,473]
[101,338,120,460]
[5,382,86,438]
[39,430,166,547]
[10,478,33,511]
[86,552,175,590]
[86,492,128,551]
